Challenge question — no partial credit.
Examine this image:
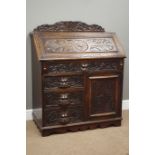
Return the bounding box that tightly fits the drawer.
[42,62,82,74]
[86,60,121,72]
[44,92,83,107]
[44,106,84,126]
[42,60,122,75]
[44,76,84,89]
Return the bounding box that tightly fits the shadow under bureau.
[31,21,126,136]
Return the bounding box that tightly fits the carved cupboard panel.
[87,74,120,118]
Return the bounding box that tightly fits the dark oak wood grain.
[31,21,125,136]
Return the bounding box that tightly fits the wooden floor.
[26,110,129,155]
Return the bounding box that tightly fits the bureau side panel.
[31,34,42,127]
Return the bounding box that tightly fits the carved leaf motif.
[45,92,83,106]
[44,38,117,53]
[88,61,118,71]
[34,21,105,32]
[69,107,84,123]
[47,111,58,124]
[46,106,84,125]
[47,63,81,73]
[44,76,83,89]
[45,61,119,74]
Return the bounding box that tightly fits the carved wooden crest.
[34,21,105,32]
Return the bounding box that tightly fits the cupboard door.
[86,74,121,119]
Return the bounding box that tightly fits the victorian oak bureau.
[31,21,126,136]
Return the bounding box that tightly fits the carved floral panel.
[44,38,117,53]
[45,106,84,125]
[44,76,84,89]
[44,60,119,74]
[44,92,83,107]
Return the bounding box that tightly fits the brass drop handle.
[58,93,71,108]
[43,66,47,71]
[59,77,70,88]
[59,112,70,124]
[81,63,88,71]
[60,93,69,100]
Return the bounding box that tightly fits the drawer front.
[44,106,84,126]
[87,60,121,72]
[42,60,122,75]
[44,92,83,107]
[42,62,82,74]
[44,76,84,89]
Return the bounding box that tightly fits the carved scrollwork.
[88,61,119,71]
[34,21,105,32]
[45,106,84,125]
[69,107,84,123]
[46,111,58,124]
[59,116,70,125]
[45,92,83,107]
[44,38,117,53]
[47,63,81,73]
[44,76,83,89]
[45,61,119,74]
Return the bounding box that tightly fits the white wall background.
[26,0,129,109]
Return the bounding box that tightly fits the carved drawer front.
[42,62,82,74]
[44,106,84,126]
[44,76,84,89]
[80,60,121,73]
[88,61,120,72]
[42,60,122,75]
[44,92,83,107]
